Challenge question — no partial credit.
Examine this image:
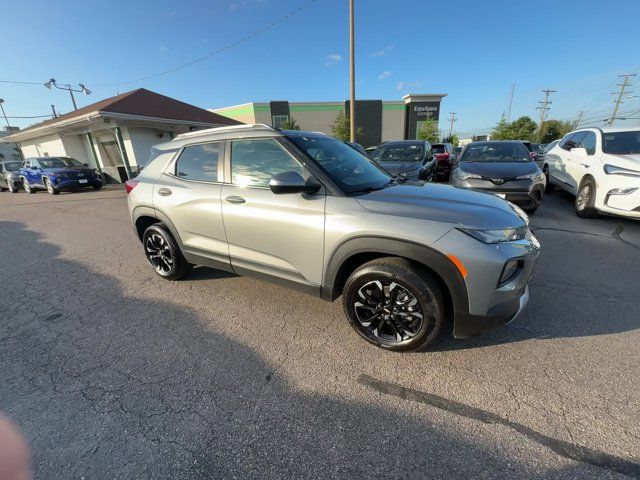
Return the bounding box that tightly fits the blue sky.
[2,0,640,136]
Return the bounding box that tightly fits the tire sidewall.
[343,262,443,351]
[576,177,597,217]
[142,224,188,280]
[45,178,59,195]
[22,178,34,194]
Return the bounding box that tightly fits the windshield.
[602,131,640,155]
[38,157,85,169]
[288,135,392,193]
[372,144,424,162]
[431,145,446,154]
[460,143,531,163]
[3,161,21,171]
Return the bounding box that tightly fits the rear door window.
[578,132,597,155]
[175,143,221,182]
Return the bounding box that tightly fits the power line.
[3,114,51,119]
[94,0,320,87]
[0,80,42,85]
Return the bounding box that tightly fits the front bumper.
[51,177,102,190]
[451,176,544,209]
[432,227,541,338]
[599,175,640,219]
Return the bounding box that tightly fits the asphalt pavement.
[0,186,639,479]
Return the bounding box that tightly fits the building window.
[272,115,289,130]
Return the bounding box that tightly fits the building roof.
[5,88,242,141]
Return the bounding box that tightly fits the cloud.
[396,81,421,91]
[371,45,394,57]
[379,71,392,80]
[324,54,342,67]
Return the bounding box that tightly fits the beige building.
[211,94,447,147]
[3,89,240,183]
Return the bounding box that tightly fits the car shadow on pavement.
[1,220,637,479]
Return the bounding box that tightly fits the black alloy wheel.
[142,224,192,280]
[343,257,444,351]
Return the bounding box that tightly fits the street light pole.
[43,79,91,111]
[0,99,24,160]
[349,0,356,143]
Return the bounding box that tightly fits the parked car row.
[0,156,103,195]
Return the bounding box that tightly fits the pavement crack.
[357,373,640,479]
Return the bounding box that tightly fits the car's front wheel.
[343,257,444,351]
[543,165,554,193]
[44,178,59,195]
[22,178,35,194]
[575,176,599,218]
[142,223,192,280]
[8,182,18,193]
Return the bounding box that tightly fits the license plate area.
[78,179,88,184]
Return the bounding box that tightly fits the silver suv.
[127,124,540,351]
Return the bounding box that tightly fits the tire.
[0,186,6,192]
[543,166,555,193]
[8,182,18,193]
[142,223,192,280]
[575,176,599,218]
[92,184,103,190]
[342,257,444,351]
[22,178,35,194]
[44,178,59,195]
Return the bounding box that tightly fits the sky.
[2,0,640,137]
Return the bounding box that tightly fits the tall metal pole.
[0,100,24,160]
[536,89,556,142]
[349,0,356,143]
[574,110,586,129]
[67,86,78,110]
[447,112,457,138]
[506,83,515,122]
[609,74,636,126]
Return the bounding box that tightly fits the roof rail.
[175,123,275,140]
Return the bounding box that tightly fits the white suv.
[546,127,640,219]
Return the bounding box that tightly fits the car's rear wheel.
[92,184,103,190]
[575,176,599,218]
[8,182,18,193]
[22,178,35,194]
[142,223,192,280]
[44,178,59,195]
[343,257,444,351]
[0,186,6,192]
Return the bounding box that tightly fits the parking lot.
[0,187,639,479]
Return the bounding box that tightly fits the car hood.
[604,154,640,169]
[376,161,422,175]
[457,161,539,177]
[356,183,528,230]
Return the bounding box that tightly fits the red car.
[432,143,456,181]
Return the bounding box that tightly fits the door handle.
[157,187,172,196]
[225,195,246,204]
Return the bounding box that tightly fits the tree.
[417,119,440,143]
[539,119,573,143]
[441,134,459,146]
[491,116,537,141]
[330,111,362,142]
[282,117,300,130]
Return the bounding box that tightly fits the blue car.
[19,157,103,195]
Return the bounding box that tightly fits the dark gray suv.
[127,125,540,351]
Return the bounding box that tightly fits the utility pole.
[574,110,587,129]
[506,83,515,122]
[50,105,59,118]
[609,74,636,126]
[0,99,24,160]
[536,89,556,142]
[348,0,356,143]
[447,112,457,139]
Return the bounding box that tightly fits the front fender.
[322,236,469,318]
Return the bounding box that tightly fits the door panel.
[221,184,326,285]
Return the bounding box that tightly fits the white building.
[2,89,241,183]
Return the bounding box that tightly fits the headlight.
[458,226,527,244]
[515,172,541,180]
[454,169,481,181]
[603,164,640,177]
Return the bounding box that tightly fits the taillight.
[530,152,537,160]
[435,153,450,162]
[125,179,139,194]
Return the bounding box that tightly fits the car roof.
[380,140,424,146]
[469,141,527,146]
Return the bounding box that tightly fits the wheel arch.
[322,237,469,321]
[132,207,184,248]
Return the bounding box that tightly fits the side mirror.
[269,171,320,195]
[83,163,89,167]
[571,147,588,158]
